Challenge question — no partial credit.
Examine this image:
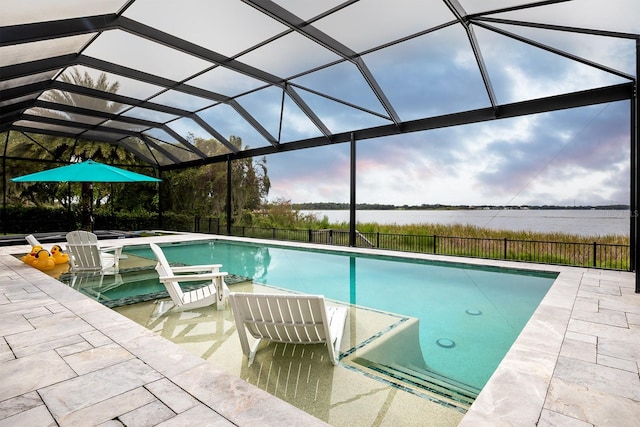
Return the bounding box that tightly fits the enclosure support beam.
[226,158,232,235]
[634,38,639,293]
[349,133,357,247]
[1,131,8,235]
[157,170,163,229]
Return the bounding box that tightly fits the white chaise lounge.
[229,292,348,366]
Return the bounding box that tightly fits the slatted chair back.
[229,292,348,366]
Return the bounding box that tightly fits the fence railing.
[193,219,629,271]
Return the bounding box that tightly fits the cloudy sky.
[264,100,630,206]
[253,2,636,207]
[69,0,638,208]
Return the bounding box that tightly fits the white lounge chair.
[229,292,348,366]
[65,230,122,273]
[25,234,42,248]
[149,243,229,311]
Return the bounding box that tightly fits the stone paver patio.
[1,233,638,426]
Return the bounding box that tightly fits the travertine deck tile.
[80,305,137,331]
[118,399,176,427]
[43,302,69,314]
[628,312,640,327]
[0,313,34,336]
[97,421,125,427]
[0,339,13,363]
[0,404,56,427]
[52,387,157,427]
[597,353,638,373]
[0,391,42,419]
[598,335,640,362]
[55,339,95,357]
[170,363,330,427]
[0,350,77,401]
[63,342,135,375]
[154,403,233,427]
[573,296,599,312]
[117,332,211,378]
[559,336,597,362]
[538,409,593,426]
[8,330,87,358]
[21,305,55,319]
[458,360,552,426]
[6,315,93,355]
[39,358,163,419]
[0,295,53,315]
[81,330,114,347]
[26,309,79,328]
[545,377,640,426]
[579,284,623,296]
[599,297,640,314]
[553,356,640,401]
[145,378,200,414]
[572,308,629,327]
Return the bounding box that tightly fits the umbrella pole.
[81,182,93,231]
[67,182,72,230]
[90,183,94,232]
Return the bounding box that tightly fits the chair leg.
[247,339,261,367]
[215,276,228,311]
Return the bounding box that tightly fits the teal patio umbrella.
[12,160,161,230]
[11,160,161,183]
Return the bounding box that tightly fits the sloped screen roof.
[1,0,637,170]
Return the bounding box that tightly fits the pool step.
[352,357,479,409]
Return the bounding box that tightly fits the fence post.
[504,238,508,259]
[308,229,312,243]
[194,216,199,232]
[433,234,437,254]
[242,226,245,237]
[329,229,333,244]
[593,241,597,267]
[376,232,380,248]
[272,228,276,239]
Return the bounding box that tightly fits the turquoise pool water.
[123,240,556,391]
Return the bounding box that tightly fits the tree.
[5,69,156,216]
[5,69,270,226]
[162,135,270,222]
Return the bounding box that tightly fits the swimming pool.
[121,240,556,393]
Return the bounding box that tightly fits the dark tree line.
[3,70,271,225]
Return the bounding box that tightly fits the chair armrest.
[100,245,123,257]
[158,272,228,283]
[170,264,222,273]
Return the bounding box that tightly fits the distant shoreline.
[297,209,629,237]
[293,203,630,211]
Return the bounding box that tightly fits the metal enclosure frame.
[0,1,638,291]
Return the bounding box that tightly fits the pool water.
[123,240,556,391]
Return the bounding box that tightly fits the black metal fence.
[2,211,628,270]
[194,219,630,271]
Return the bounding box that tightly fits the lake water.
[302,209,630,236]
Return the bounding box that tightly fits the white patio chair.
[149,243,229,311]
[65,230,122,273]
[25,234,42,248]
[229,292,348,366]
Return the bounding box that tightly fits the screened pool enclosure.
[1,0,638,290]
